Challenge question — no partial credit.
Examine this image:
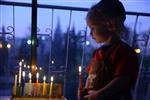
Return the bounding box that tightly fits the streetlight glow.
[51,60,54,64]
[7,43,11,49]
[135,48,141,54]
[27,40,31,45]
[39,67,42,70]
[0,43,3,48]
[86,41,90,46]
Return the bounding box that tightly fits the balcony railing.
[0,1,150,100]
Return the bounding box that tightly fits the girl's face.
[87,19,112,43]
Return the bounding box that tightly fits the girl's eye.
[91,27,95,31]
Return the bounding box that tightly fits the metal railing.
[0,1,150,99]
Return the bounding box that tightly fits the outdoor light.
[135,48,141,54]
[86,41,90,46]
[7,43,11,49]
[36,67,38,70]
[0,43,3,48]
[39,67,42,70]
[27,40,31,45]
[41,36,46,40]
[51,60,54,64]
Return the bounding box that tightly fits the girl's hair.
[86,0,127,36]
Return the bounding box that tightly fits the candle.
[42,76,46,96]
[21,71,25,96]
[79,66,83,89]
[49,76,54,97]
[29,72,32,96]
[18,61,22,84]
[18,61,22,96]
[13,74,17,96]
[36,72,39,96]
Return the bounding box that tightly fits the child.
[81,0,139,100]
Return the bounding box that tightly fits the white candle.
[49,76,54,97]
[21,71,25,96]
[18,61,22,84]
[29,72,32,96]
[22,71,25,78]
[43,76,46,96]
[14,74,17,87]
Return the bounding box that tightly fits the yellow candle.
[49,76,54,97]
[13,74,17,95]
[42,76,46,96]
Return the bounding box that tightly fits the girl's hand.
[84,90,98,100]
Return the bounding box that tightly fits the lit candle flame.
[43,76,46,81]
[24,64,26,68]
[79,66,82,73]
[22,71,25,77]
[29,73,32,79]
[19,61,22,67]
[21,59,24,62]
[27,65,30,69]
[36,72,39,79]
[50,76,54,82]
